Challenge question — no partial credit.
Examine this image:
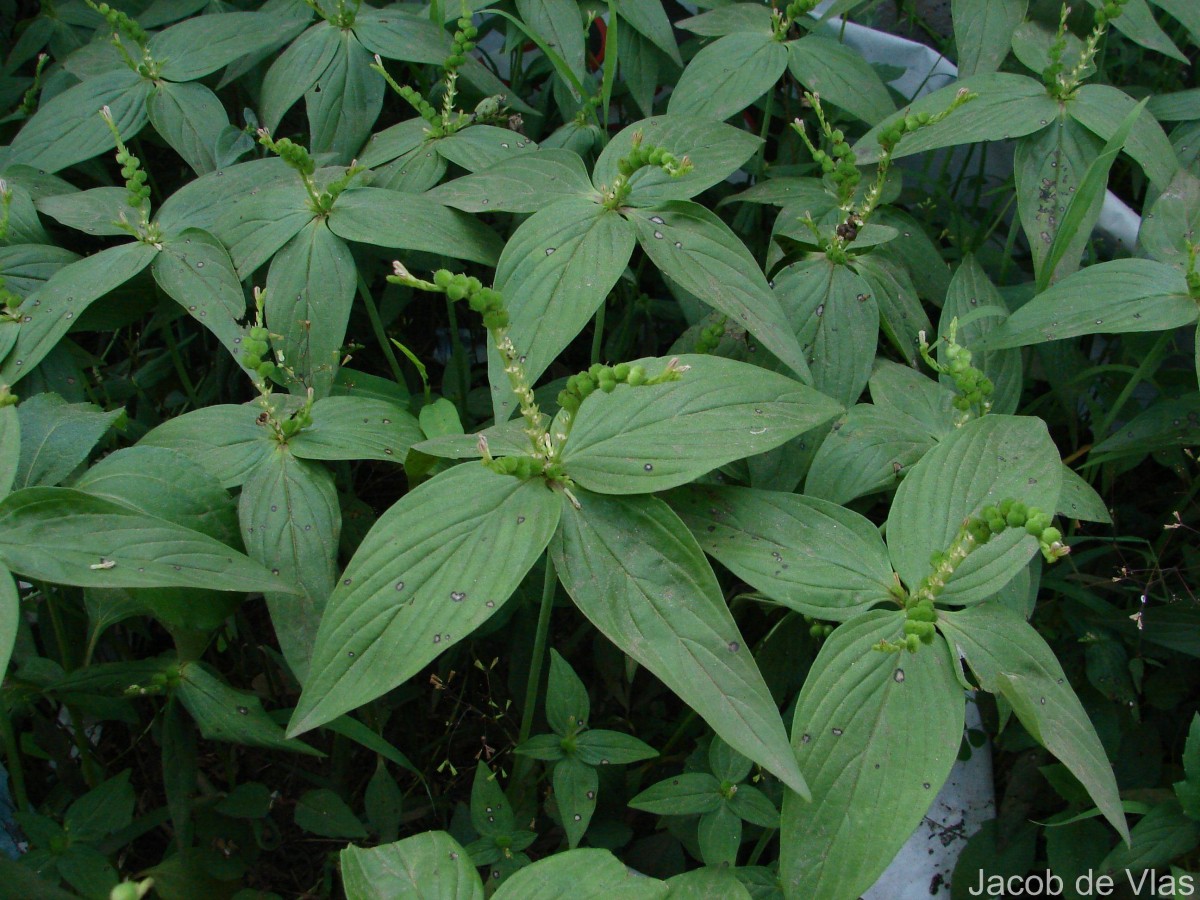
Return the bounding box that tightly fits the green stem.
[514,556,557,782]
[1095,330,1171,441]
[162,320,200,410]
[356,274,406,386]
[0,701,29,810]
[445,295,470,421]
[589,298,606,367]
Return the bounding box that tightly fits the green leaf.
[780,612,964,898]
[1056,464,1111,524]
[551,491,808,796]
[698,804,742,866]
[939,602,1129,842]
[852,254,931,367]
[35,187,133,237]
[515,0,587,84]
[667,484,896,621]
[260,22,340,133]
[786,34,896,125]
[306,33,385,161]
[940,256,1022,415]
[774,257,878,406]
[667,867,753,900]
[952,0,1026,75]
[0,567,15,680]
[1101,801,1200,873]
[153,229,249,369]
[854,73,1058,164]
[561,354,839,494]
[295,788,367,839]
[975,259,1196,350]
[152,11,298,81]
[58,841,118,898]
[426,150,593,214]
[492,848,668,900]
[729,785,778,828]
[618,29,663,118]
[65,769,134,841]
[156,156,296,234]
[1139,169,1200,270]
[8,69,151,173]
[554,757,598,848]
[628,203,810,380]
[358,117,428,169]
[547,649,589,734]
[147,81,228,176]
[593,116,763,206]
[1084,0,1187,62]
[239,447,340,683]
[0,403,17,502]
[365,763,403,842]
[213,181,315,278]
[139,403,271,489]
[678,5,774,36]
[341,832,484,900]
[215,782,272,819]
[1150,0,1200,46]
[668,32,787,122]
[887,415,1062,604]
[1,241,158,386]
[470,762,514,838]
[573,729,658,765]
[1092,393,1200,456]
[352,8,449,65]
[515,734,564,762]
[266,221,356,398]
[709,737,753,783]
[177,661,321,756]
[629,773,722,815]
[1014,112,1103,287]
[1069,84,1179,189]
[0,486,295,593]
[0,245,78,298]
[1177,714,1200,817]
[618,1,682,65]
[289,396,421,464]
[74,445,238,545]
[489,197,634,421]
[289,464,561,735]
[327,187,502,265]
[434,125,538,172]
[14,393,121,489]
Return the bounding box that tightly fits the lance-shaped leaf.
[1139,169,1200,269]
[288,397,421,464]
[1,241,158,385]
[854,73,1059,164]
[210,181,313,277]
[240,448,340,683]
[0,402,18,500]
[326,188,502,265]
[433,126,539,173]
[74,445,239,546]
[551,490,808,796]
[786,34,895,125]
[628,204,810,380]
[153,229,249,369]
[886,415,1062,606]
[804,406,936,505]
[939,602,1129,842]
[852,254,930,366]
[139,404,272,489]
[774,257,878,406]
[974,259,1196,350]
[266,220,356,398]
[426,150,593,214]
[341,832,484,900]
[8,69,152,173]
[0,245,78,298]
[780,612,964,897]
[306,32,385,160]
[593,116,762,206]
[289,464,561,735]
[260,21,341,133]
[667,484,896,620]
[14,393,122,489]
[35,187,132,238]
[561,355,840,494]
[0,565,14,682]
[177,661,320,756]
[150,11,298,82]
[0,487,295,594]
[669,32,788,122]
[953,0,1027,75]
[554,758,598,849]
[489,198,634,422]
[492,848,668,900]
[1069,84,1179,190]
[147,81,228,176]
[353,8,449,65]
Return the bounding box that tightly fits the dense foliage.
[0,0,1197,896]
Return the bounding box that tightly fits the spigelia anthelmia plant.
[0,0,1197,895]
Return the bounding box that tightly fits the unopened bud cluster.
[445,16,478,71]
[430,269,508,330]
[1093,0,1129,26]
[803,614,834,641]
[92,1,148,45]
[603,133,693,209]
[241,325,277,382]
[920,320,993,423]
[557,363,647,415]
[793,114,859,205]
[971,500,1066,562]
[694,317,727,354]
[259,133,315,177]
[878,88,975,155]
[115,145,150,209]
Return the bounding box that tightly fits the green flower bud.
[243,353,263,369]
[1041,526,1062,545]
[613,363,631,381]
[434,269,453,288]
[627,365,646,386]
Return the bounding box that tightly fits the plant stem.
[162,320,199,410]
[590,298,606,366]
[356,274,406,387]
[445,295,470,420]
[514,556,557,782]
[0,702,28,810]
